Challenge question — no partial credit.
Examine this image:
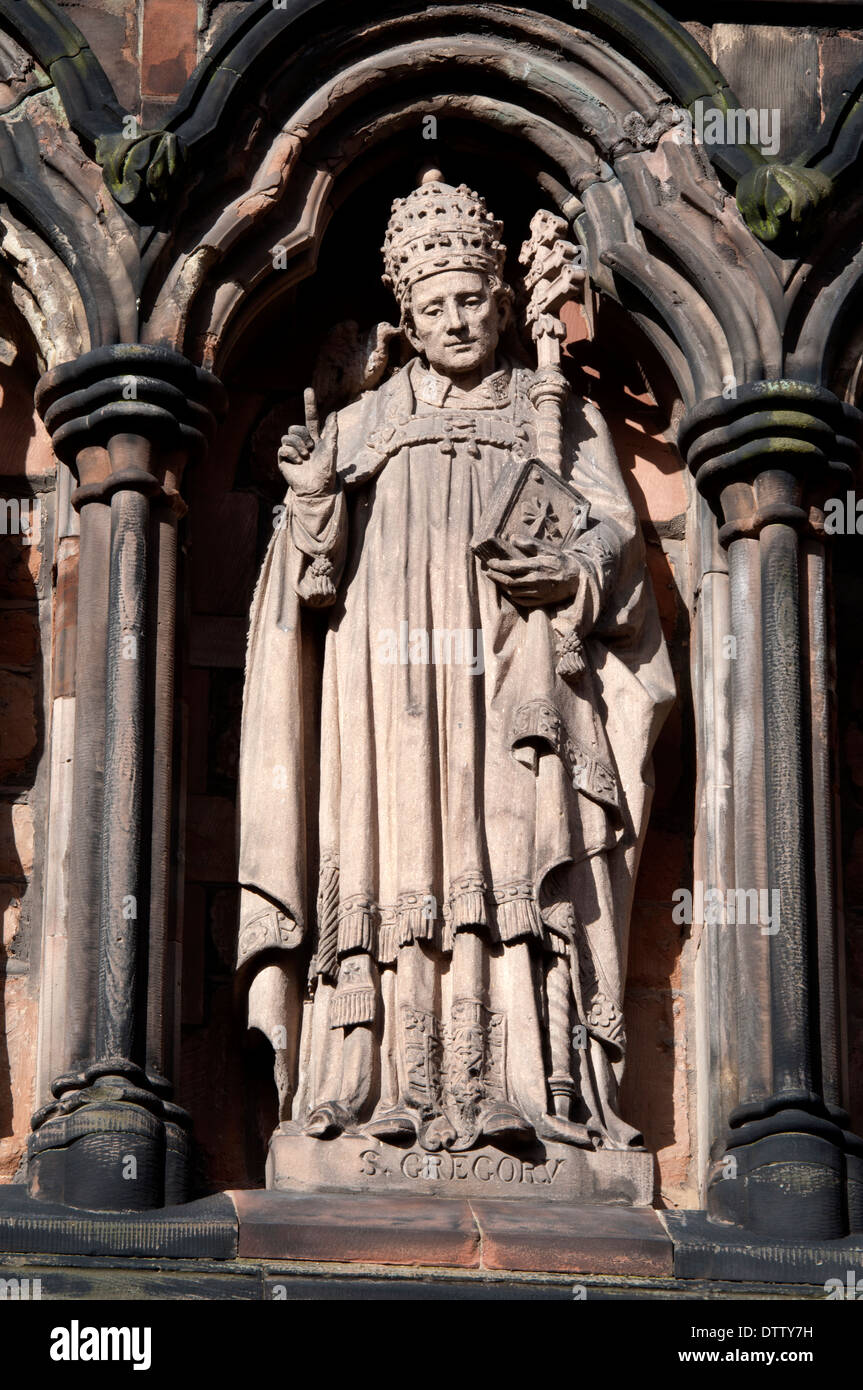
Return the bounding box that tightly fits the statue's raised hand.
[277,389,335,496]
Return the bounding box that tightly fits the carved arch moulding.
[1,0,862,1260]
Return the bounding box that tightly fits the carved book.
[471,456,590,563]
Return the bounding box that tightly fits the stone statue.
[236,171,675,1187]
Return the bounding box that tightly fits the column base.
[707,1095,863,1238]
[27,1062,191,1212]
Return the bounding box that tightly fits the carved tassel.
[557,630,585,681]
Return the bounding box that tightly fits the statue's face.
[407,269,507,381]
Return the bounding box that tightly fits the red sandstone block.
[230,1190,481,1267]
[845,828,863,902]
[846,721,863,792]
[184,794,238,882]
[0,610,38,669]
[0,369,57,479]
[632,827,687,904]
[141,0,198,99]
[181,883,206,1026]
[646,544,680,642]
[626,898,684,991]
[650,700,683,816]
[190,493,259,617]
[0,536,40,600]
[188,615,247,668]
[619,428,688,522]
[0,670,37,778]
[0,803,33,879]
[620,988,692,1201]
[183,668,210,792]
[0,974,38,1179]
[472,1199,673,1276]
[60,3,140,114]
[0,883,22,949]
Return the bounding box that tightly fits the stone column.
[680,381,863,1238]
[27,346,225,1211]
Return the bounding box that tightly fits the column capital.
[34,344,227,507]
[679,381,862,546]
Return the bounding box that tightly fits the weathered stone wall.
[682,20,863,156]
[0,303,55,1181]
[0,1,860,1209]
[56,1,863,158]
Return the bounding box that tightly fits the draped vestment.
[237,357,674,1143]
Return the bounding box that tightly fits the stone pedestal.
[266,1128,654,1205]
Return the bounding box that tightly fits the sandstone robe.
[237,357,674,1147]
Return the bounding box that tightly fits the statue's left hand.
[483,540,583,607]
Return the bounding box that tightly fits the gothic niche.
[233,158,675,1204]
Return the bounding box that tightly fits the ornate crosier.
[520,208,586,473]
[473,209,593,680]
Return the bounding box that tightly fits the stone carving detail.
[96,130,185,219]
[400,1007,444,1114]
[237,169,675,1191]
[443,999,508,1150]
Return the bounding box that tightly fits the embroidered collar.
[413,361,512,410]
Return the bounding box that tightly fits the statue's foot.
[600,1116,645,1150]
[365,1104,421,1143]
[304,1101,353,1139]
[420,1113,459,1151]
[537,1113,598,1148]
[477,1100,535,1145]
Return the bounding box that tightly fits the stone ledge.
[472,1198,672,1275]
[0,1250,831,1300]
[230,1190,479,1268]
[229,1189,673,1275]
[0,1187,237,1259]
[664,1209,863,1284]
[2,1186,860,1288]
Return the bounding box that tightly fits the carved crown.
[382,171,507,307]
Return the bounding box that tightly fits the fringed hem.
[496,890,544,944]
[450,891,488,929]
[541,900,575,957]
[545,928,571,958]
[330,874,550,962]
[378,921,399,965]
[329,987,376,1028]
[397,892,437,945]
[337,897,377,955]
